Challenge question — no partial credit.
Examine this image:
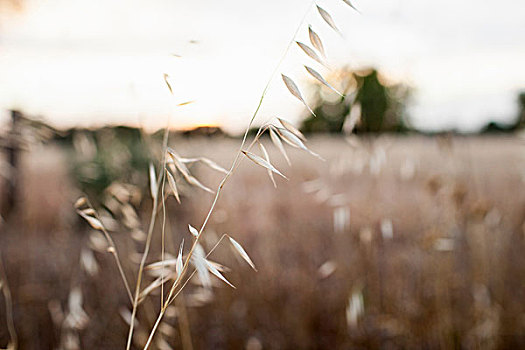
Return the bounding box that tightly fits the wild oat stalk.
[139,1,329,347]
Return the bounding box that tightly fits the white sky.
[0,0,524,133]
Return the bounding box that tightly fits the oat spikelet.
[167,148,214,193]
[277,118,306,142]
[258,142,277,188]
[205,260,235,288]
[149,163,157,200]
[304,66,343,96]
[163,73,173,95]
[165,168,181,203]
[316,5,340,33]
[274,126,324,160]
[308,26,326,58]
[191,244,211,289]
[188,224,199,238]
[342,0,360,13]
[74,197,87,209]
[295,41,326,67]
[77,210,103,231]
[281,74,316,116]
[241,150,287,179]
[176,240,184,280]
[179,157,228,174]
[229,237,257,271]
[269,127,291,166]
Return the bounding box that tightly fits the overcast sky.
[0,0,524,132]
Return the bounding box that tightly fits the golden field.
[1,135,525,349]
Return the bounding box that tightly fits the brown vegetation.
[1,135,525,349]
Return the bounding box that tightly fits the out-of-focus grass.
[2,135,525,349]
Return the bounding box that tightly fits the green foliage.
[61,126,154,198]
[301,68,411,134]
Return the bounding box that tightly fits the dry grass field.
[2,135,525,349]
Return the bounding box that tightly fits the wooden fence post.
[1,110,21,218]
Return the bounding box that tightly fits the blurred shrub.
[301,68,411,134]
[55,126,154,199]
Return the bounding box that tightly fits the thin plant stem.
[126,126,170,350]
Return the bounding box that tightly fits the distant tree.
[481,90,525,133]
[300,68,411,134]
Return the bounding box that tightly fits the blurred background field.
[2,133,525,349]
[2,0,525,348]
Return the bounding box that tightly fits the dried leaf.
[77,211,103,231]
[269,127,291,166]
[229,237,257,271]
[205,260,235,288]
[188,224,199,238]
[241,150,287,179]
[259,142,277,188]
[317,5,340,33]
[165,168,181,203]
[281,74,316,116]
[163,73,173,95]
[304,66,343,96]
[296,41,326,67]
[277,118,306,142]
[308,26,326,58]
[149,163,157,200]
